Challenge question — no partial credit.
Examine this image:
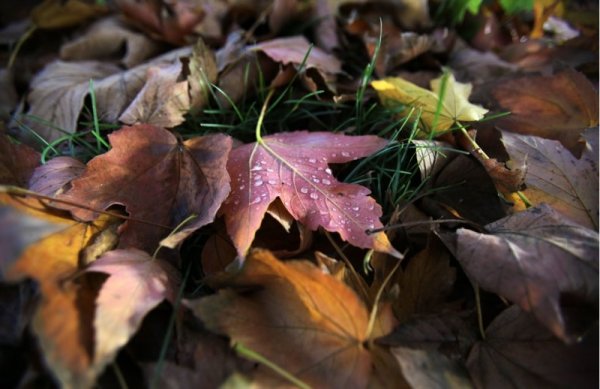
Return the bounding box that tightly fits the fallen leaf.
[188,38,218,111]
[391,347,473,388]
[455,203,599,342]
[119,61,191,128]
[448,39,518,84]
[188,249,393,388]
[479,157,526,196]
[467,305,598,388]
[372,72,489,134]
[375,32,434,76]
[250,35,342,91]
[313,0,339,52]
[501,130,598,229]
[393,237,456,323]
[31,0,108,29]
[416,142,507,225]
[377,312,477,361]
[24,47,191,141]
[0,135,39,187]
[140,311,254,388]
[1,192,117,388]
[86,249,179,374]
[251,35,341,72]
[60,17,163,68]
[221,131,399,258]
[116,0,203,45]
[60,125,232,251]
[489,68,599,158]
[28,156,85,196]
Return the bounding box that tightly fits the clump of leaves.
[0,0,598,388]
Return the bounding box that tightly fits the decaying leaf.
[119,61,191,128]
[60,17,162,68]
[377,312,477,361]
[116,0,203,45]
[502,130,598,229]
[467,305,598,388]
[188,38,218,111]
[60,125,232,251]
[188,249,393,388]
[31,0,108,29]
[372,72,488,134]
[221,131,399,258]
[0,192,118,388]
[86,249,179,375]
[489,68,599,158]
[416,142,507,225]
[391,347,473,388]
[250,35,342,91]
[393,237,456,323]
[28,156,85,197]
[455,203,599,342]
[23,47,191,142]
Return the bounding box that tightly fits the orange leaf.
[189,249,395,388]
[1,192,117,388]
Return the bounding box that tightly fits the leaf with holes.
[221,131,399,259]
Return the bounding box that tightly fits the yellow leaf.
[372,73,488,135]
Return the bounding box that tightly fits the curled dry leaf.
[188,38,218,111]
[489,68,599,158]
[455,203,599,343]
[23,47,191,142]
[372,73,488,135]
[221,131,399,258]
[188,249,394,388]
[116,0,203,45]
[0,193,118,388]
[501,130,598,229]
[28,156,85,196]
[60,125,232,251]
[250,35,342,91]
[86,249,179,374]
[467,305,598,389]
[391,347,473,388]
[60,17,163,68]
[415,142,506,225]
[119,61,190,128]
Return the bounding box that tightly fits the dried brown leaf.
[502,130,598,229]
[456,204,598,342]
[467,305,598,389]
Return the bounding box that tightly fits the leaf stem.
[365,256,402,340]
[234,342,311,389]
[7,24,36,69]
[256,88,276,144]
[456,121,489,160]
[474,283,486,340]
[455,121,533,207]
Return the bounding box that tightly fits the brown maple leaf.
[60,124,232,251]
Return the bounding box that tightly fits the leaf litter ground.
[0,1,598,388]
